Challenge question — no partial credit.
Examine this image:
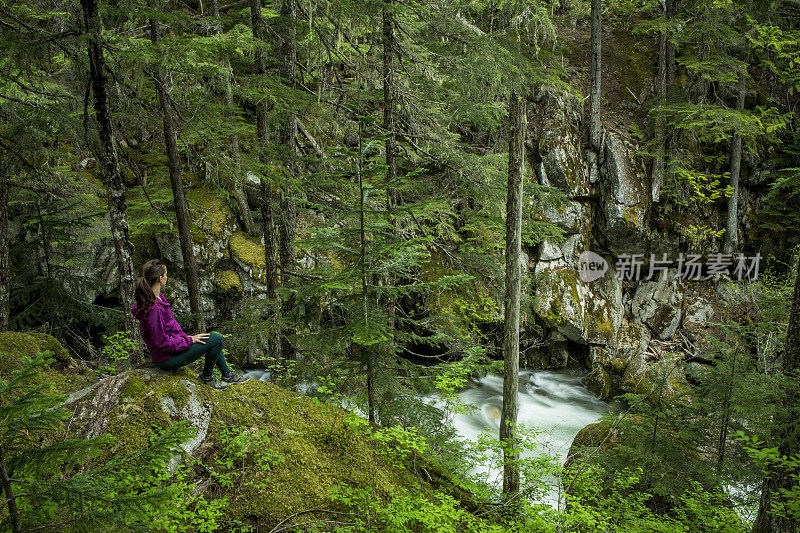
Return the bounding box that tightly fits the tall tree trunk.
[150,17,205,333]
[250,0,281,363]
[589,0,602,150]
[501,90,525,499]
[81,0,142,358]
[752,258,800,533]
[651,0,668,203]
[724,61,746,254]
[383,0,398,360]
[278,0,298,360]
[356,124,375,425]
[212,0,255,236]
[0,174,9,332]
[665,0,677,95]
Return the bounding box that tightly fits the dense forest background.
[1,0,800,531]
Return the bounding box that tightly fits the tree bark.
[501,90,525,499]
[752,258,800,533]
[589,0,602,150]
[665,0,677,95]
[383,0,398,360]
[278,0,298,360]
[0,449,20,533]
[251,0,281,363]
[356,125,375,425]
[651,0,668,203]
[0,174,9,332]
[81,0,142,357]
[724,61,746,254]
[212,0,255,236]
[150,17,205,333]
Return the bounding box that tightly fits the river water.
[245,366,613,507]
[426,368,614,507]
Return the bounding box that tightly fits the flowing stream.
[245,367,614,507]
[427,368,615,507]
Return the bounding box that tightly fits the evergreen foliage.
[0,353,196,532]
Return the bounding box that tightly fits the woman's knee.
[209,331,224,347]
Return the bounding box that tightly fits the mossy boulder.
[0,331,96,394]
[60,367,452,530]
[585,363,612,400]
[214,269,243,293]
[621,349,689,399]
[598,133,650,254]
[186,187,234,244]
[229,230,267,282]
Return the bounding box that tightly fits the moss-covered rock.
[61,367,449,530]
[214,269,243,292]
[585,364,612,400]
[186,187,233,244]
[0,331,95,394]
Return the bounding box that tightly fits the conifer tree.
[80,0,142,356]
[0,169,8,332]
[501,89,525,500]
[250,0,281,363]
[211,0,256,236]
[589,0,602,150]
[0,354,194,532]
[752,257,800,533]
[723,45,747,254]
[149,10,205,332]
[277,0,299,360]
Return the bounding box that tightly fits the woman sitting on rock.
[131,259,247,387]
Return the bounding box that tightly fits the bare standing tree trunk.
[251,0,281,363]
[383,0,398,360]
[501,90,525,499]
[358,152,375,426]
[212,0,255,236]
[651,0,668,203]
[752,257,800,533]
[150,16,205,333]
[724,59,746,254]
[665,0,677,95]
[589,0,602,150]
[278,0,298,361]
[0,173,9,332]
[81,0,142,358]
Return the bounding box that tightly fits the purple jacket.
[131,294,192,363]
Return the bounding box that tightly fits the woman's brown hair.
[134,259,166,315]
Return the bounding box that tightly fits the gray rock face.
[547,331,571,368]
[160,380,212,472]
[631,273,684,340]
[683,299,714,329]
[537,93,590,196]
[598,133,650,254]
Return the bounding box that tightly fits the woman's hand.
[190,333,210,345]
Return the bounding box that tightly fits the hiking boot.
[198,372,228,390]
[221,370,249,384]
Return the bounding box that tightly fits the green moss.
[585,365,612,400]
[0,332,94,394]
[81,368,437,529]
[186,187,231,244]
[214,270,243,292]
[229,231,265,270]
[0,332,67,373]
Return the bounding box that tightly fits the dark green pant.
[155,332,231,377]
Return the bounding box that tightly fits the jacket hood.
[131,294,169,318]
